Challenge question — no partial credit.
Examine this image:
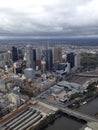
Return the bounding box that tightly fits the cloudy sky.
[0,0,98,39]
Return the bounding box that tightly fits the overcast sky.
[0,0,98,39]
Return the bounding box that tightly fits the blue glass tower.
[12,46,18,62]
[67,52,75,68]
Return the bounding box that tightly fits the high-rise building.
[17,48,24,60]
[25,45,33,68]
[53,47,62,65]
[25,45,36,69]
[12,46,18,62]
[33,49,36,69]
[36,48,42,61]
[67,52,75,68]
[0,51,12,68]
[45,49,53,71]
[74,53,81,70]
[36,48,42,70]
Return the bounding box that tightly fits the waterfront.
[76,97,98,116]
[41,97,98,130]
[42,115,85,130]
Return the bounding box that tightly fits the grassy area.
[81,53,98,69]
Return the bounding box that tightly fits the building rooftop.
[57,81,82,91]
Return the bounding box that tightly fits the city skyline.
[0,0,98,39]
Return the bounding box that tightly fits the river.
[42,115,85,130]
[76,97,98,116]
[41,98,98,130]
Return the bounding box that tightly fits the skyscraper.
[45,49,53,71]
[17,48,24,60]
[25,45,33,68]
[25,45,36,69]
[67,52,75,68]
[74,53,81,70]
[12,46,18,62]
[0,51,12,68]
[32,49,36,69]
[53,47,62,65]
[36,48,42,70]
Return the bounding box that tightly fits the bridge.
[60,107,98,122]
[40,100,98,122]
[39,100,98,122]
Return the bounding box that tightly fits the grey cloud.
[0,0,98,38]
